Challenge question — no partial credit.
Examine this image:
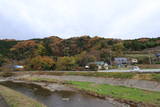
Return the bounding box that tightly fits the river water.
[0,81,119,107]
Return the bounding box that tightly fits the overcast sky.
[0,0,160,40]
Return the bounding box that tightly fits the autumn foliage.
[27,56,55,70]
[0,36,160,71]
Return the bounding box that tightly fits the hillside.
[0,36,160,70]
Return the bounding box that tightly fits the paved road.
[98,69,160,72]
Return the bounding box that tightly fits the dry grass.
[138,64,160,69]
[21,77,61,83]
[133,74,153,80]
[0,85,46,107]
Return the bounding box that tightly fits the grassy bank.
[0,85,46,107]
[67,81,160,106]
[22,77,60,83]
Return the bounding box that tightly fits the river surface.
[0,81,118,107]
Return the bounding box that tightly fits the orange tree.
[27,56,56,70]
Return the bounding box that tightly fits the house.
[95,61,108,70]
[86,61,108,70]
[155,53,160,58]
[155,53,160,62]
[114,57,128,67]
[131,58,138,64]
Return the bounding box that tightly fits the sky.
[0,0,160,40]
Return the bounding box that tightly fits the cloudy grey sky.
[0,0,160,40]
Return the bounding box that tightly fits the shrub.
[56,56,77,71]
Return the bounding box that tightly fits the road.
[98,69,160,72]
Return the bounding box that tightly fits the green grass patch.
[67,81,160,106]
[125,54,154,58]
[0,85,46,107]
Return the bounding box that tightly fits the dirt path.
[29,75,160,92]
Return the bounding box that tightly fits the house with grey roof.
[114,57,128,67]
[155,53,160,62]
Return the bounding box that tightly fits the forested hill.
[0,39,18,56]
[0,36,160,70]
[0,36,160,58]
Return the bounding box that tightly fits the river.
[0,81,120,107]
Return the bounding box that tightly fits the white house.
[86,61,109,70]
[131,58,138,64]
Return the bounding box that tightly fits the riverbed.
[0,81,128,107]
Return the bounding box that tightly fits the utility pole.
[110,50,112,66]
[148,51,152,64]
[149,55,152,64]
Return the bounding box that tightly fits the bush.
[56,56,77,71]
[155,62,160,64]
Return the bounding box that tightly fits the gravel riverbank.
[28,75,160,92]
